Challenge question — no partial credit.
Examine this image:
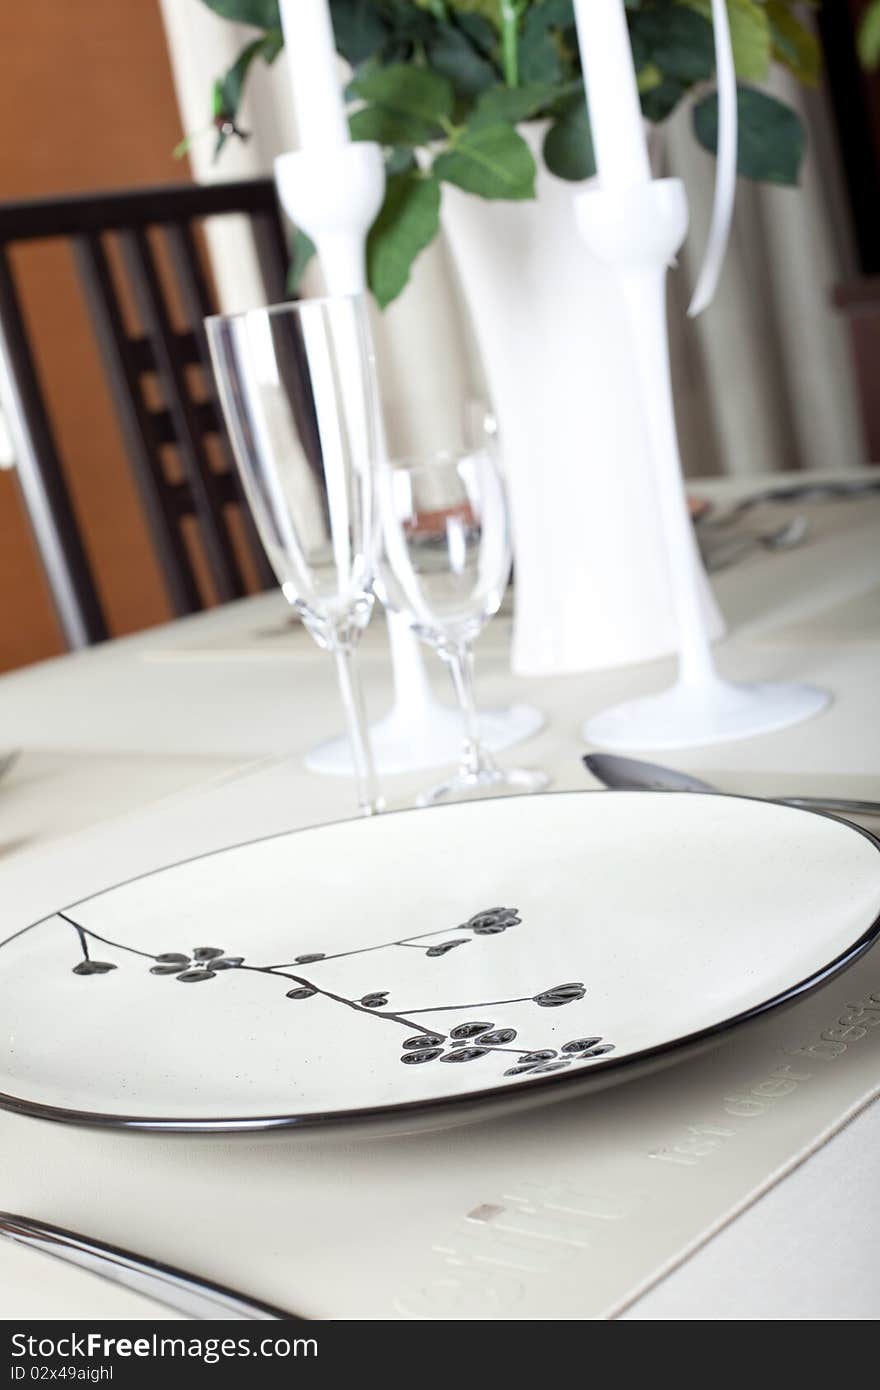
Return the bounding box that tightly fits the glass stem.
[333,645,382,817]
[446,643,493,779]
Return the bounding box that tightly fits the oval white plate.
[2,792,879,1133]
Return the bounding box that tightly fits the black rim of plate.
[2,790,879,1133]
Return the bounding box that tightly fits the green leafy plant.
[193,0,821,304]
[858,0,880,69]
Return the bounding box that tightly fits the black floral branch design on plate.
[59,914,240,985]
[150,948,244,982]
[262,906,521,971]
[57,905,615,1080]
[65,917,118,977]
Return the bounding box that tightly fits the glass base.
[583,678,830,752]
[305,702,545,777]
[417,766,550,807]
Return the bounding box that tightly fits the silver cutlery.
[0,1212,300,1321]
[583,753,880,819]
[699,476,880,527]
[0,750,20,782]
[699,516,807,573]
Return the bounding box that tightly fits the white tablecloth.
[1,481,879,1320]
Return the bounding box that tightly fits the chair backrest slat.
[162,221,276,591]
[0,246,109,644]
[128,330,202,375]
[118,225,246,604]
[72,231,203,616]
[251,208,292,306]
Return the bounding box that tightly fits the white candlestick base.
[305,701,545,777]
[583,678,830,752]
[573,178,831,751]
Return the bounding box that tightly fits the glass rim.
[204,291,368,330]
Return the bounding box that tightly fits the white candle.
[572,0,651,189]
[279,0,350,150]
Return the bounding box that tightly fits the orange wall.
[0,0,192,671]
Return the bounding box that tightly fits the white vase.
[439,125,724,676]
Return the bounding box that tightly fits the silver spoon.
[0,1211,301,1321]
[583,753,880,819]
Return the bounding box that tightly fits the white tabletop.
[1,479,879,1320]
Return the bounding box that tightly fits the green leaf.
[385,146,418,176]
[216,37,265,120]
[469,80,560,128]
[858,0,880,70]
[457,11,499,57]
[351,62,455,128]
[213,27,283,132]
[426,22,498,98]
[527,0,575,24]
[349,105,435,146]
[367,172,442,308]
[344,54,382,102]
[434,122,536,199]
[518,0,575,85]
[680,0,772,83]
[199,0,280,28]
[641,77,687,123]
[261,27,283,62]
[330,0,389,65]
[637,62,663,95]
[628,5,714,84]
[726,0,772,82]
[434,0,502,24]
[287,227,317,294]
[173,132,199,161]
[379,2,436,50]
[205,23,285,161]
[542,95,595,182]
[447,0,502,19]
[766,1,820,84]
[693,84,805,184]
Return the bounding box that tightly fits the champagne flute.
[206,295,383,816]
[378,446,550,806]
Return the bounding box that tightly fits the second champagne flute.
[378,449,550,806]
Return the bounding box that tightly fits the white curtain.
[158,1,867,478]
[661,68,865,476]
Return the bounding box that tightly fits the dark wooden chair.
[0,179,290,648]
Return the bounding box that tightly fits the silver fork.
[0,1212,301,1321]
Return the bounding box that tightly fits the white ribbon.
[687,0,738,317]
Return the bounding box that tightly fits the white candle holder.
[275,144,544,774]
[275,144,385,296]
[574,179,829,750]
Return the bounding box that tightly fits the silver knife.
[0,1212,302,1321]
